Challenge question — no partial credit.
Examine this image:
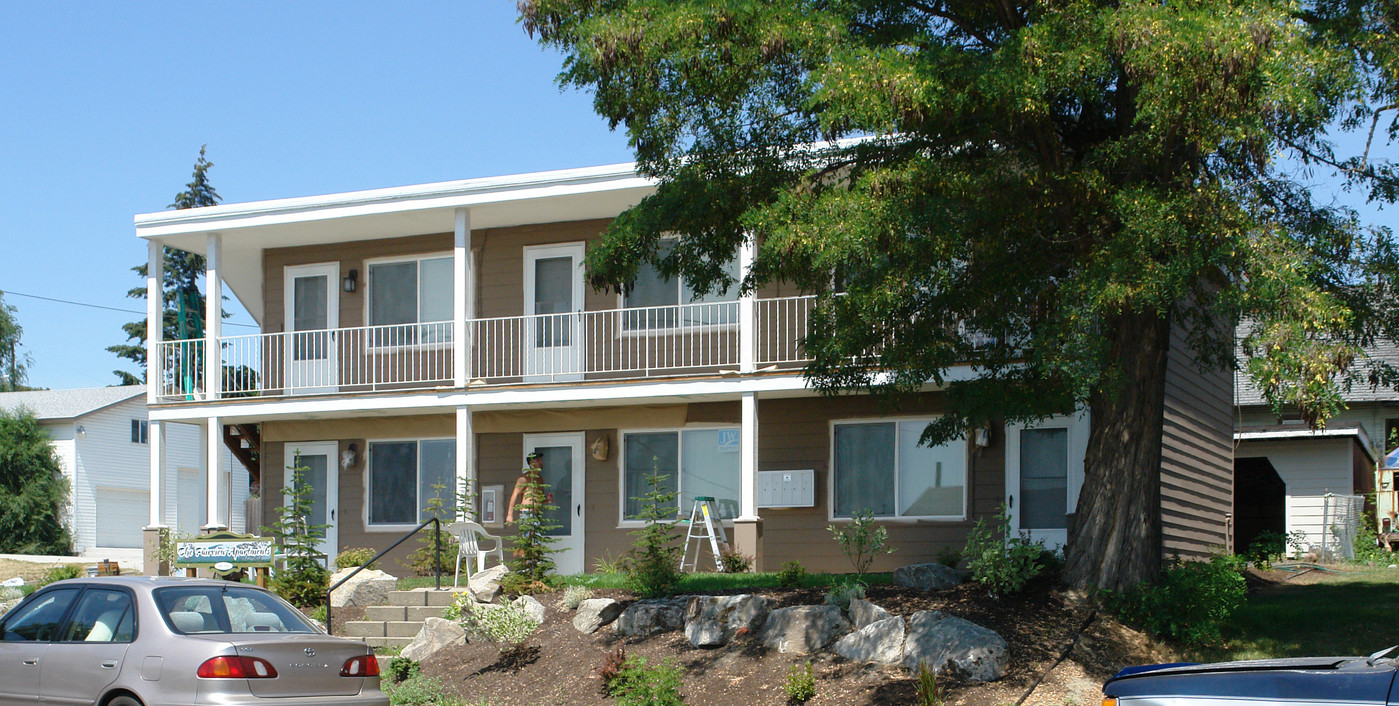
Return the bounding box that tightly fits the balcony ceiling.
[133,162,654,324]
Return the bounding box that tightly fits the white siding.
[1236,438,1355,496]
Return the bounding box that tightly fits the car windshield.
[154,585,317,635]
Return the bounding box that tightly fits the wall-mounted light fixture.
[75,425,86,437]
[340,442,359,470]
[342,269,359,293]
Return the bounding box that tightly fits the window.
[367,254,453,345]
[60,589,135,643]
[2,588,80,642]
[367,439,455,526]
[623,240,740,329]
[832,419,966,520]
[1019,428,1069,530]
[622,428,741,521]
[131,419,148,445]
[155,586,316,634]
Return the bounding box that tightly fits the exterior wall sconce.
[75,425,86,437]
[342,269,358,293]
[341,442,358,470]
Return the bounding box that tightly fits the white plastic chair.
[446,521,505,587]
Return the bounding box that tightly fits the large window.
[622,428,741,521]
[367,439,455,527]
[623,240,740,329]
[367,254,453,345]
[832,419,966,520]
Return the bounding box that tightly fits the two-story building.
[135,162,1234,576]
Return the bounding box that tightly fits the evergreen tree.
[265,454,330,607]
[508,476,561,585]
[0,409,71,554]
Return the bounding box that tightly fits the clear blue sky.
[0,3,1393,390]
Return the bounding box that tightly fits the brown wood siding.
[1159,320,1234,560]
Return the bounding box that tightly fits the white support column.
[738,236,756,373]
[148,420,166,528]
[146,240,163,404]
[456,407,474,520]
[204,416,227,531]
[738,391,760,521]
[454,209,472,388]
[205,232,223,401]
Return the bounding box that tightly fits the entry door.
[284,263,339,394]
[284,443,339,563]
[523,244,585,381]
[522,433,585,574]
[1005,414,1088,549]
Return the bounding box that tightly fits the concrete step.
[364,636,413,650]
[384,588,467,607]
[364,605,406,621]
[408,606,448,621]
[386,621,425,638]
[344,621,387,638]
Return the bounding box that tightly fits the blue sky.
[0,3,1394,390]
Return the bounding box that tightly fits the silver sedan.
[0,575,388,706]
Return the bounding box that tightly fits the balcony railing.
[153,296,819,402]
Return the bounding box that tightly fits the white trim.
[205,232,223,401]
[363,436,457,532]
[523,243,587,381]
[826,415,970,523]
[145,240,162,406]
[1236,427,1376,462]
[284,262,341,394]
[454,209,471,388]
[617,425,743,528]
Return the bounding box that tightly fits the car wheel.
[106,695,143,706]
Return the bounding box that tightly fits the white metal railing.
[153,297,823,402]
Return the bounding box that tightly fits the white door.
[522,432,585,575]
[176,468,205,537]
[284,263,339,394]
[284,443,339,563]
[94,488,146,548]
[1005,414,1088,549]
[523,244,585,381]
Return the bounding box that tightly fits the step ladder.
[680,496,730,572]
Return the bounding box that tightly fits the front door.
[284,263,339,394]
[522,433,585,575]
[1005,414,1088,549]
[284,443,339,564]
[523,244,585,381]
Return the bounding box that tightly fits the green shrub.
[36,564,82,588]
[719,548,752,573]
[383,671,451,706]
[624,471,683,598]
[335,547,378,571]
[558,585,593,610]
[595,646,628,695]
[827,509,894,576]
[308,604,327,624]
[458,599,540,646]
[1352,512,1388,563]
[1104,554,1247,647]
[386,657,420,684]
[824,579,866,611]
[934,547,962,569]
[266,455,332,608]
[606,655,685,706]
[784,661,816,704]
[777,561,807,588]
[403,482,460,577]
[270,564,330,609]
[509,476,561,586]
[592,551,624,575]
[962,504,1043,597]
[914,661,948,706]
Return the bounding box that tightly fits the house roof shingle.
[1234,337,1399,407]
[0,386,145,421]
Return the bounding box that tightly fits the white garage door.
[94,488,147,549]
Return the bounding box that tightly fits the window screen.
[834,420,966,519]
[833,423,895,517]
[1019,428,1069,530]
[369,441,417,525]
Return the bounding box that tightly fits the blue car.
[1103,649,1399,705]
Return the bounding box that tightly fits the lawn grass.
[1195,565,1399,662]
[396,570,892,592]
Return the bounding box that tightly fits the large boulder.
[615,597,688,637]
[573,598,623,634]
[514,595,547,624]
[328,568,397,608]
[684,594,770,648]
[848,598,891,630]
[401,617,466,662]
[468,564,509,603]
[894,563,963,592]
[833,616,906,665]
[902,610,1008,682]
[759,605,851,654]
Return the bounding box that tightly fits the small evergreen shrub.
[508,475,561,586]
[962,504,1043,597]
[459,599,540,646]
[385,657,420,684]
[719,548,752,573]
[382,672,451,706]
[624,471,683,598]
[606,655,685,706]
[784,661,816,704]
[777,561,807,588]
[266,455,332,608]
[595,646,628,695]
[403,483,460,577]
[1104,554,1247,647]
[824,579,866,611]
[827,509,894,576]
[558,585,593,610]
[335,547,378,571]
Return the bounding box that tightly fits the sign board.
[717,429,740,453]
[174,531,274,569]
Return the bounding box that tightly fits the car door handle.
[22,659,37,666]
[101,661,118,670]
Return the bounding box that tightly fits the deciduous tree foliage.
[0,409,71,555]
[0,293,30,392]
[520,0,1398,590]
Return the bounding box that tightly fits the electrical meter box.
[757,469,815,508]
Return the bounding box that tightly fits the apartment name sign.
[174,532,275,568]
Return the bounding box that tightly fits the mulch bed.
[412,573,1176,706]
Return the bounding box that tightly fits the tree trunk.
[1063,310,1171,591]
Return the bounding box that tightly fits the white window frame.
[364,436,456,531]
[364,252,455,351]
[131,419,149,445]
[617,425,742,528]
[618,237,741,337]
[827,416,969,523]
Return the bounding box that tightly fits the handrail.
[324,517,441,632]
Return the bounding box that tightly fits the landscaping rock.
[759,604,851,654]
[468,564,509,603]
[833,616,906,665]
[573,598,623,634]
[328,567,397,608]
[894,563,963,592]
[401,617,466,662]
[685,594,770,648]
[615,597,688,637]
[848,597,891,630]
[514,595,547,624]
[902,610,1008,682]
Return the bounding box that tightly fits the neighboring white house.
[0,386,249,561]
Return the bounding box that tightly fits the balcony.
[152,296,817,403]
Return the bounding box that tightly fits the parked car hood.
[1104,655,1399,702]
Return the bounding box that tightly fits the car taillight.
[341,654,380,677]
[197,655,279,679]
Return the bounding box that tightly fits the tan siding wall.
[1160,321,1234,559]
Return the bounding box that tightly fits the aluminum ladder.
[680,496,729,572]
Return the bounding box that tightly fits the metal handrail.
[323,517,441,632]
